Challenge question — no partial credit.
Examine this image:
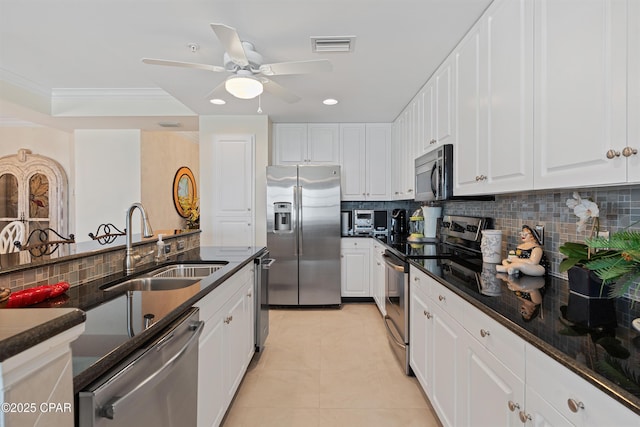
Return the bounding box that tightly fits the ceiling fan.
[142,23,332,103]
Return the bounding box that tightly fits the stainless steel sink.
[103,277,201,292]
[149,263,227,279]
[102,262,228,292]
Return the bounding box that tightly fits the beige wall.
[141,131,199,232]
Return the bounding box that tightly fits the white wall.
[74,129,142,242]
[199,115,270,247]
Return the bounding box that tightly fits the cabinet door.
[340,245,371,297]
[224,288,248,403]
[307,124,339,164]
[339,124,367,200]
[454,22,486,194]
[365,123,392,200]
[422,82,436,155]
[409,270,433,395]
[533,0,628,188]
[435,59,456,146]
[459,331,525,427]
[273,123,307,165]
[524,386,575,427]
[430,302,463,427]
[628,0,640,182]
[372,242,386,316]
[391,117,404,199]
[485,0,534,194]
[198,308,226,427]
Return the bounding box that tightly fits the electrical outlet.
[535,225,545,245]
[597,230,609,239]
[164,243,171,254]
[177,240,185,250]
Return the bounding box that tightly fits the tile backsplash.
[443,184,640,280]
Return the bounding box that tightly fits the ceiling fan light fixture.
[225,75,263,99]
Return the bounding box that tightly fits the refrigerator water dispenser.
[273,202,292,232]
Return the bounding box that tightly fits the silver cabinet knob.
[475,175,487,181]
[430,139,437,144]
[519,411,531,423]
[606,149,621,159]
[507,401,520,412]
[567,399,584,413]
[247,291,252,297]
[438,295,445,302]
[480,329,490,338]
[622,146,638,157]
[423,310,432,319]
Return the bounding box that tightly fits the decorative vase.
[566,265,617,328]
[567,265,609,297]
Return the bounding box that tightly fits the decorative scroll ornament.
[88,223,126,245]
[15,228,75,257]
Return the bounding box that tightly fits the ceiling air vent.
[310,36,356,53]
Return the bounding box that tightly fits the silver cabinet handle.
[622,146,638,157]
[480,329,490,338]
[567,399,584,413]
[606,149,621,159]
[507,401,520,412]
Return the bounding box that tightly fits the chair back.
[0,221,25,254]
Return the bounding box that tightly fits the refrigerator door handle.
[298,185,303,255]
[293,185,299,256]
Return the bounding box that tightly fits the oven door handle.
[383,316,406,349]
[99,320,204,420]
[383,254,406,272]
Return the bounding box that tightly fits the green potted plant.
[558,193,614,297]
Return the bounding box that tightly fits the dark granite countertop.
[0,308,86,362]
[406,254,640,416]
[0,245,266,392]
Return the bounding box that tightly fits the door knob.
[567,399,584,413]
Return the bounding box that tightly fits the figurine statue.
[496,225,548,277]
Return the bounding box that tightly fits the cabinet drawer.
[526,344,638,427]
[341,238,370,249]
[462,305,525,379]
[430,282,466,321]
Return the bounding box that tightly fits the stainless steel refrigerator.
[266,165,341,306]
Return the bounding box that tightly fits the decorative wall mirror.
[173,166,197,218]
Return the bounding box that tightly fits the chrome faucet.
[123,202,154,275]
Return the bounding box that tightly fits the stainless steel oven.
[383,249,411,375]
[78,308,203,426]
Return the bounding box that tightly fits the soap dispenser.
[156,234,165,262]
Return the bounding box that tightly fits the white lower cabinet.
[408,264,639,427]
[196,264,255,427]
[371,240,386,316]
[340,238,371,297]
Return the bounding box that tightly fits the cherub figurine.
[496,225,548,277]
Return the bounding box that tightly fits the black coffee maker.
[391,209,408,243]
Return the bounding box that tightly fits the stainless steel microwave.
[414,144,453,202]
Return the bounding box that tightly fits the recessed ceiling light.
[210,99,226,105]
[323,98,338,106]
[158,121,182,128]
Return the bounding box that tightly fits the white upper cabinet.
[273,123,339,165]
[533,0,632,188]
[627,0,640,183]
[420,83,435,156]
[455,0,534,196]
[365,123,392,200]
[435,59,456,147]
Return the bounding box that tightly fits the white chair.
[0,221,25,254]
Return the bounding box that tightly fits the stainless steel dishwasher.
[254,251,274,352]
[383,249,411,375]
[78,308,204,427]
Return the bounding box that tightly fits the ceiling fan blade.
[141,58,225,73]
[259,59,332,76]
[210,23,249,67]
[261,78,301,103]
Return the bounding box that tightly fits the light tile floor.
[222,303,441,427]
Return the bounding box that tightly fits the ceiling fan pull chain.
[257,95,263,114]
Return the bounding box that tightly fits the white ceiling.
[0,0,493,131]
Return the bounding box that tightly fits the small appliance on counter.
[391,209,408,243]
[353,209,374,236]
[341,211,351,236]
